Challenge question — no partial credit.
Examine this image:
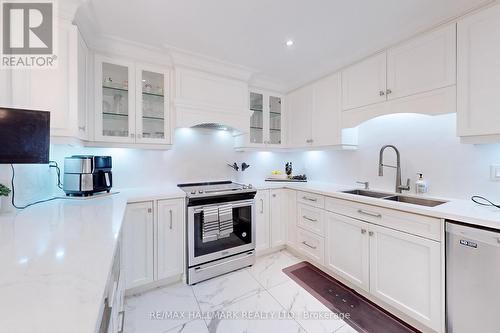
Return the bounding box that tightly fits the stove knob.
[190,190,196,195]
[198,190,204,194]
[242,185,248,189]
[248,184,253,189]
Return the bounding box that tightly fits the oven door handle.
[194,252,254,272]
[192,199,254,213]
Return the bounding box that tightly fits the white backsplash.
[1,113,500,208]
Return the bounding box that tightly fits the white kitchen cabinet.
[235,90,284,149]
[369,223,441,332]
[297,203,325,236]
[457,3,500,142]
[287,74,358,148]
[255,190,271,252]
[387,24,456,100]
[285,190,297,247]
[296,227,325,265]
[156,199,184,280]
[325,212,369,291]
[76,29,90,140]
[95,55,136,143]
[136,65,171,144]
[270,189,286,247]
[342,52,387,110]
[123,201,154,289]
[287,85,313,146]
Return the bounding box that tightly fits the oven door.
[188,199,255,267]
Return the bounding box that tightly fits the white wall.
[2,113,500,209]
[300,113,500,201]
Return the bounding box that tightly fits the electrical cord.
[10,163,64,210]
[471,195,500,209]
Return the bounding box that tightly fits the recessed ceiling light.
[285,39,294,47]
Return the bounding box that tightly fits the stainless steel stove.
[179,181,255,198]
[178,181,257,284]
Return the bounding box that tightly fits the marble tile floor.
[124,250,357,333]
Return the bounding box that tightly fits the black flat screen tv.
[0,107,50,164]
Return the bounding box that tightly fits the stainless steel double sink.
[341,189,446,207]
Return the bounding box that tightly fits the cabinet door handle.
[260,198,264,213]
[357,209,381,218]
[386,89,392,95]
[379,90,385,96]
[302,196,317,202]
[303,215,317,222]
[78,126,86,131]
[369,231,374,237]
[361,229,367,234]
[169,209,173,230]
[147,208,152,214]
[302,241,317,250]
[117,311,125,333]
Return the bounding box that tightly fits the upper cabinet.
[287,73,358,148]
[387,24,456,100]
[341,24,457,128]
[94,55,171,146]
[235,90,284,148]
[174,68,249,132]
[457,3,500,143]
[342,52,387,110]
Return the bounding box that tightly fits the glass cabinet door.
[97,57,134,142]
[137,68,169,144]
[250,92,264,144]
[268,95,282,144]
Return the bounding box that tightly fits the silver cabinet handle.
[357,209,381,218]
[369,231,374,236]
[379,90,385,96]
[117,310,125,333]
[169,209,173,230]
[303,216,317,222]
[386,89,392,95]
[260,198,264,214]
[302,241,317,250]
[361,229,367,234]
[272,193,276,198]
[302,196,317,202]
[78,126,86,131]
[147,208,152,214]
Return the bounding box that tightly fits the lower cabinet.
[255,190,271,252]
[255,189,287,253]
[123,201,154,289]
[156,199,185,280]
[325,211,442,332]
[123,198,185,291]
[325,213,369,291]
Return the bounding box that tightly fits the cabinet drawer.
[297,191,325,208]
[297,227,325,265]
[297,204,325,236]
[324,197,441,241]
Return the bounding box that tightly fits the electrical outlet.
[490,165,500,181]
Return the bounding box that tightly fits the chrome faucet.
[378,145,410,193]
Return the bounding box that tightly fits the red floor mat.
[283,261,421,333]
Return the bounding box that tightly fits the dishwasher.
[446,221,500,332]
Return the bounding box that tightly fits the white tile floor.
[124,250,357,333]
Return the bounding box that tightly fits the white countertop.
[1,181,499,333]
[0,194,128,333]
[256,181,500,230]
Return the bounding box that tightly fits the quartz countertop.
[2,181,499,333]
[0,194,128,333]
[256,181,500,230]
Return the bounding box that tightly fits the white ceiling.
[80,0,489,91]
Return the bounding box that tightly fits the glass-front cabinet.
[136,66,170,144]
[248,90,283,146]
[95,55,170,145]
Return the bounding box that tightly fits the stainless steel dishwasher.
[446,221,500,332]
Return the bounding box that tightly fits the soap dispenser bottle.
[415,173,428,195]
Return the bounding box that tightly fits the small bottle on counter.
[415,173,428,195]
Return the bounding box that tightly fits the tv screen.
[0,107,50,164]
